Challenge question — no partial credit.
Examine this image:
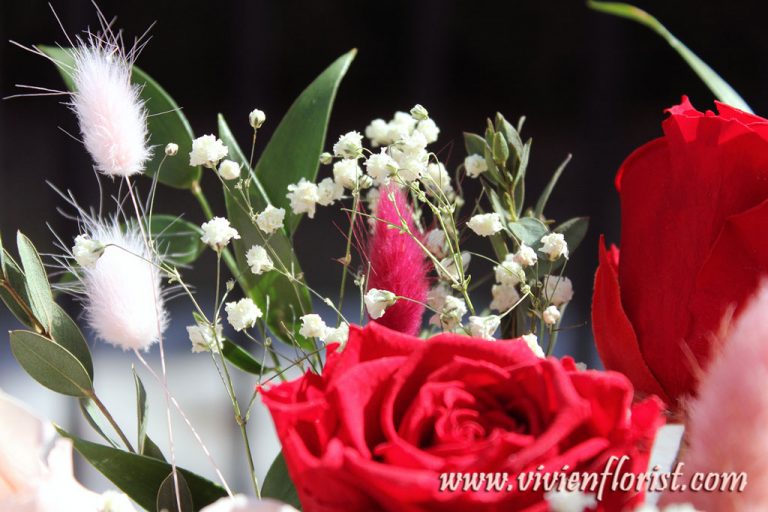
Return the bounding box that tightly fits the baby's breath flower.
[468,315,500,340]
[333,131,364,159]
[201,217,240,251]
[416,118,440,144]
[431,295,466,331]
[287,178,320,218]
[319,152,333,165]
[410,104,429,121]
[248,108,266,129]
[245,244,273,275]
[542,305,561,326]
[494,255,525,286]
[187,321,223,353]
[396,130,428,155]
[422,162,452,197]
[424,228,447,258]
[333,159,365,190]
[439,252,471,282]
[521,333,545,358]
[491,283,521,312]
[426,283,451,312]
[540,232,569,261]
[364,288,397,320]
[189,134,228,168]
[98,490,136,512]
[325,322,349,347]
[317,177,345,206]
[388,111,417,141]
[164,143,178,156]
[365,149,397,186]
[256,205,286,234]
[218,159,241,180]
[225,298,262,332]
[365,118,390,147]
[543,275,574,306]
[467,213,503,237]
[513,243,538,267]
[393,153,427,183]
[464,154,488,178]
[299,314,330,339]
[72,234,105,268]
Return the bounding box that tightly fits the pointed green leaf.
[156,471,194,512]
[16,232,54,329]
[256,49,356,233]
[508,217,548,248]
[463,132,487,156]
[537,216,590,275]
[588,1,752,112]
[10,330,93,397]
[534,154,572,218]
[133,367,150,454]
[57,428,227,511]
[79,398,122,449]
[50,304,93,379]
[142,435,167,462]
[149,215,204,266]
[38,45,202,189]
[0,249,34,327]
[262,451,302,510]
[222,338,268,375]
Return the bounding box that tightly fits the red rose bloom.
[593,98,768,410]
[262,323,664,511]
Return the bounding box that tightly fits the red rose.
[593,97,768,410]
[262,323,664,511]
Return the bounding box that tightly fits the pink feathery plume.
[661,282,768,511]
[366,185,429,335]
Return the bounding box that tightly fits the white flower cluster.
[225,298,262,332]
[186,321,223,353]
[201,217,240,251]
[364,288,397,320]
[189,134,228,169]
[298,314,349,346]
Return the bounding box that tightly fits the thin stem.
[337,189,361,320]
[88,392,135,453]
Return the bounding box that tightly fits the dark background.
[1,0,767,363]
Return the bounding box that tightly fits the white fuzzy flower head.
[325,322,350,347]
[490,283,521,312]
[365,149,397,186]
[543,305,561,326]
[425,229,447,258]
[256,205,285,234]
[164,143,178,157]
[333,131,364,159]
[364,288,397,320]
[187,321,223,353]
[201,217,240,251]
[365,118,391,147]
[495,254,525,286]
[248,109,266,129]
[544,489,597,512]
[190,134,229,169]
[521,333,545,358]
[98,490,137,512]
[543,275,574,306]
[200,495,299,512]
[286,178,320,218]
[245,244,273,275]
[468,315,500,340]
[218,159,241,180]
[409,104,429,121]
[464,154,488,178]
[316,177,345,206]
[72,234,105,268]
[422,162,452,197]
[78,220,168,351]
[71,36,151,178]
[431,295,467,331]
[467,213,503,237]
[299,314,330,340]
[416,118,440,144]
[540,232,569,261]
[333,159,365,190]
[225,298,262,332]
[513,243,538,267]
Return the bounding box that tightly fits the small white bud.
[542,275,574,306]
[468,315,500,340]
[245,244,274,275]
[218,159,241,180]
[521,333,545,358]
[542,305,561,326]
[464,154,488,178]
[200,217,240,251]
[256,205,286,234]
[225,298,262,332]
[410,104,429,121]
[164,143,179,156]
[286,179,320,218]
[513,243,538,267]
[189,134,228,169]
[494,254,525,287]
[325,322,350,347]
[333,159,365,190]
[248,109,266,129]
[467,213,503,237]
[187,321,223,353]
[299,314,331,340]
[540,232,569,261]
[319,152,334,165]
[72,234,105,268]
[364,288,397,319]
[332,131,364,159]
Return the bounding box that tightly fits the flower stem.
[88,392,135,453]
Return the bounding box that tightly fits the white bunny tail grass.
[79,218,168,351]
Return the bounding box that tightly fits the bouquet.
[1,3,764,511]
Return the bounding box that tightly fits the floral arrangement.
[1,3,765,512]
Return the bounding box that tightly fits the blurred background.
[1,0,766,499]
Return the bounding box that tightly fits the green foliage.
[156,472,194,512]
[221,338,268,375]
[262,451,302,510]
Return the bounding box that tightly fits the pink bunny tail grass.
[661,283,768,511]
[367,185,429,335]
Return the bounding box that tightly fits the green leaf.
[16,232,54,329]
[0,249,35,327]
[534,154,572,219]
[142,435,167,462]
[57,428,227,511]
[256,49,356,234]
[50,304,93,379]
[38,46,202,189]
[538,216,590,275]
[587,1,752,112]
[222,338,268,375]
[10,330,93,397]
[218,115,312,344]
[463,132,487,156]
[262,452,302,510]
[156,471,194,512]
[508,217,548,248]
[148,215,204,266]
[133,367,150,454]
[79,398,122,449]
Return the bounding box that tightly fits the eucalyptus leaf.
[10,330,93,397]
[156,471,194,512]
[587,1,752,112]
[534,154,572,218]
[0,249,34,327]
[16,232,54,329]
[79,398,122,449]
[463,132,487,156]
[262,451,302,510]
[222,338,267,375]
[538,217,590,275]
[38,46,202,189]
[255,49,356,233]
[508,217,548,248]
[57,428,227,511]
[50,304,93,379]
[133,367,150,454]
